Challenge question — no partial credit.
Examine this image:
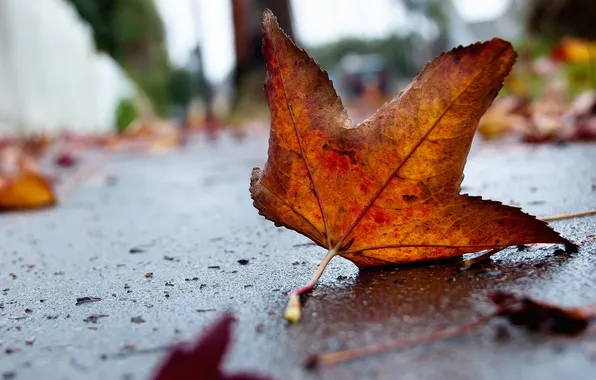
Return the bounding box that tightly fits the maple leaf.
[250,10,574,322]
[152,313,272,380]
[0,150,56,211]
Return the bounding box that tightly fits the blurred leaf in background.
[310,36,416,80]
[508,0,596,99]
[477,0,596,142]
[168,66,204,110]
[115,98,138,134]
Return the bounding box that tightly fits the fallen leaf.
[478,96,530,139]
[0,150,56,211]
[249,10,574,322]
[113,119,181,154]
[152,313,272,380]
[55,151,78,168]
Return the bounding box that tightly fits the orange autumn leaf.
[0,154,56,211]
[250,11,574,322]
[109,119,182,154]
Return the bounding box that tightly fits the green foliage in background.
[310,36,417,78]
[308,0,449,80]
[115,98,137,133]
[65,0,171,115]
[168,66,204,108]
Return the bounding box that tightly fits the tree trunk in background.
[231,0,293,112]
[528,0,596,40]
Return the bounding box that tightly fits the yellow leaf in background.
[0,170,56,211]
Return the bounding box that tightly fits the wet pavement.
[0,136,595,380]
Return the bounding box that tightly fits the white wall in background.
[447,0,526,48]
[0,0,135,134]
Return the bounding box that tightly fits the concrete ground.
[0,135,595,380]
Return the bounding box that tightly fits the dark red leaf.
[152,314,273,380]
[55,151,78,168]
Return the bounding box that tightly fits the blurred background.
[0,0,595,142]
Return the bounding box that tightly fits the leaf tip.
[262,8,274,20]
[451,37,513,55]
[261,8,278,34]
[564,241,579,253]
[437,39,516,88]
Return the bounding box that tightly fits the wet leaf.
[250,10,572,267]
[250,10,574,322]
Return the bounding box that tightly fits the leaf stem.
[285,248,338,323]
[540,210,596,222]
[460,248,504,269]
[306,312,495,369]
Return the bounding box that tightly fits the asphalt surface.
[0,135,595,380]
